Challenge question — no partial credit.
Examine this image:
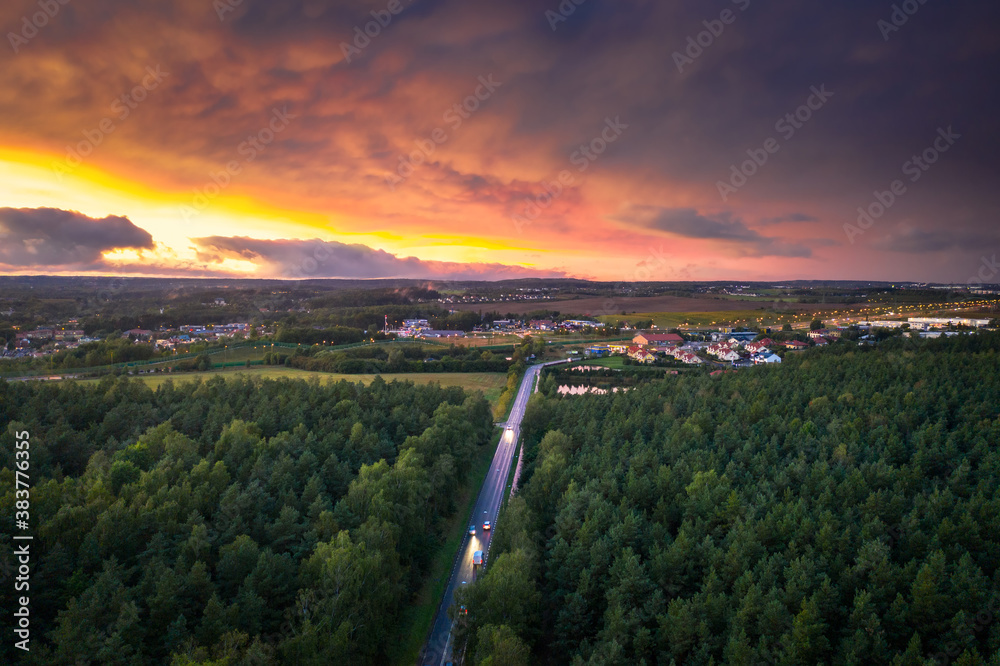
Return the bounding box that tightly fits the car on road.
[483,520,491,531]
[473,550,484,566]
[469,524,475,535]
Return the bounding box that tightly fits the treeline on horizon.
[0,374,494,663]
[457,333,1000,665]
[0,282,492,335]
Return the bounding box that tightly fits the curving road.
[420,360,566,665]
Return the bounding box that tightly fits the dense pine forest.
[459,334,1000,665]
[0,375,494,663]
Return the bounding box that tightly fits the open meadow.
[72,367,510,405]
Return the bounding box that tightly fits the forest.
[0,374,494,664]
[457,333,1000,665]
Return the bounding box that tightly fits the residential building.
[908,317,991,328]
[24,328,54,340]
[633,332,684,346]
[744,340,773,354]
[717,349,741,362]
[53,329,85,341]
[712,330,756,342]
[123,329,154,340]
[628,348,655,363]
[754,353,782,364]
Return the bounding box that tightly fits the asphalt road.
[420,360,565,665]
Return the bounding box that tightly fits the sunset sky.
[1,0,998,282]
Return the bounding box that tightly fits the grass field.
[567,355,626,369]
[73,367,509,404]
[446,334,523,348]
[598,310,791,329]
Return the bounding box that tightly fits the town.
[3,298,995,379]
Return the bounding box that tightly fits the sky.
[1,0,998,283]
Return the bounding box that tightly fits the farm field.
[598,310,792,329]
[72,367,510,404]
[448,294,832,316]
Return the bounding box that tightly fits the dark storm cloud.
[1,0,998,280]
[871,225,1000,254]
[758,213,819,226]
[0,207,154,268]
[191,236,567,280]
[615,206,812,258]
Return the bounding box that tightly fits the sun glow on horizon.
[0,146,562,276]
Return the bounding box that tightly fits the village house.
[716,348,741,362]
[676,351,703,364]
[627,346,656,363]
[784,340,809,350]
[754,353,782,364]
[706,342,736,357]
